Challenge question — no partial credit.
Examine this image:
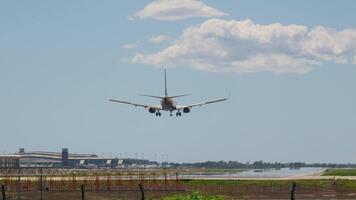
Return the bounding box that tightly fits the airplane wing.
[109,99,161,109]
[176,98,227,109]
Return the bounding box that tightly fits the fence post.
[26,178,30,192]
[175,172,180,190]
[84,174,88,188]
[39,168,43,200]
[116,173,121,190]
[80,185,85,200]
[72,174,77,191]
[151,173,156,190]
[164,172,168,190]
[129,173,134,190]
[49,176,54,191]
[140,172,144,189]
[17,174,21,200]
[95,175,100,191]
[139,183,145,200]
[1,184,5,200]
[290,182,296,200]
[106,174,111,191]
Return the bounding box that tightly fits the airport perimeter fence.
[0,169,184,194]
[183,179,356,198]
[2,169,356,199]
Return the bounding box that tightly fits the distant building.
[0,155,20,168]
[61,148,69,167]
[0,148,157,168]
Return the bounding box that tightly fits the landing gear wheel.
[158,112,161,116]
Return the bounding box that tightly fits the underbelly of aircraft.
[162,101,176,111]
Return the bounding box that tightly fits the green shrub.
[163,192,224,200]
[323,169,356,176]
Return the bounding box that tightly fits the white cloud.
[133,0,227,21]
[122,43,138,49]
[149,35,170,43]
[133,18,356,74]
[300,26,356,63]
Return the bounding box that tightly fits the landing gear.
[155,112,161,117]
[170,112,173,116]
[176,112,182,116]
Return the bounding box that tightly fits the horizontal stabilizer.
[168,94,192,98]
[140,94,164,99]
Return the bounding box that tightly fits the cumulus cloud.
[121,43,138,49]
[132,19,356,74]
[133,0,227,21]
[149,35,170,43]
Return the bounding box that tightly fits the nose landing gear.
[155,112,161,117]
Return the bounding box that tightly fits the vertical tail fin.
[164,68,168,97]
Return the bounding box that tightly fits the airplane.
[109,69,227,117]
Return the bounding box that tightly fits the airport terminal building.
[0,148,156,168]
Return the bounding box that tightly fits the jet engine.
[148,107,156,113]
[183,107,191,113]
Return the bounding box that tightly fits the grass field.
[322,168,356,176]
[163,192,224,200]
[182,179,356,190]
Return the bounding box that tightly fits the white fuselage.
[160,97,176,111]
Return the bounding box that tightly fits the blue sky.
[1,0,356,163]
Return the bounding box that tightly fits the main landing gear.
[170,111,181,116]
[155,111,181,117]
